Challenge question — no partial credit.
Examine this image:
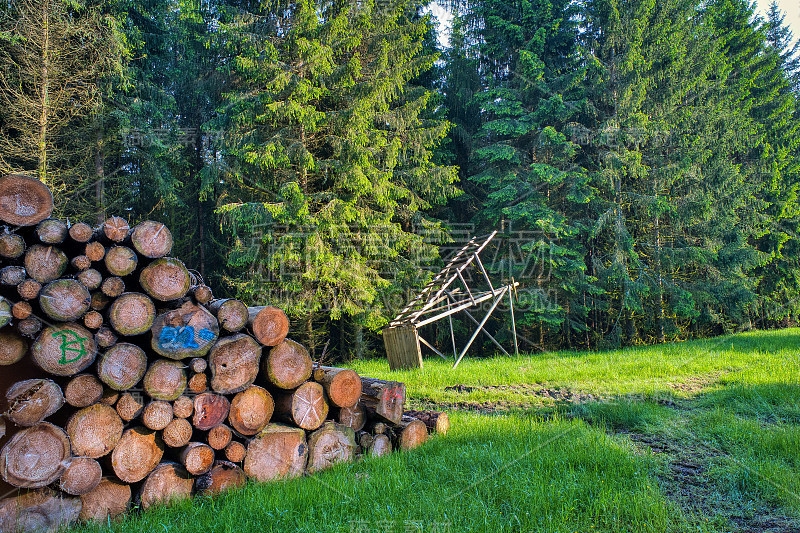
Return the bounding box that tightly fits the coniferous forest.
[1,0,799,361]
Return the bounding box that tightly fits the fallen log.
[209,333,261,394]
[273,381,328,431]
[151,301,219,359]
[59,457,102,496]
[66,404,124,459]
[111,427,165,483]
[0,422,71,488]
[0,174,53,226]
[243,424,307,482]
[264,338,312,390]
[306,421,357,473]
[5,379,64,426]
[228,386,273,436]
[248,306,289,346]
[79,478,131,522]
[139,463,194,511]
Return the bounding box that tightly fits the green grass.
[70,328,800,533]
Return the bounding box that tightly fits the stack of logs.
[0,175,449,533]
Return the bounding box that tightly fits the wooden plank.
[383,326,423,370]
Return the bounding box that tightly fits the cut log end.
[59,457,102,496]
[66,404,124,459]
[0,423,70,488]
[0,233,25,258]
[0,327,28,365]
[196,461,246,496]
[162,418,193,448]
[0,174,54,226]
[103,216,130,242]
[79,478,131,522]
[5,378,65,426]
[111,427,165,483]
[140,463,194,510]
[143,359,188,401]
[228,386,274,436]
[151,301,219,360]
[265,338,312,390]
[39,279,91,322]
[65,374,104,408]
[244,424,307,482]
[109,292,156,336]
[68,222,93,243]
[209,333,261,394]
[139,258,191,301]
[131,220,173,258]
[142,401,174,431]
[36,218,68,244]
[192,393,230,431]
[307,421,357,473]
[313,366,362,408]
[274,381,328,431]
[31,323,97,377]
[249,306,290,346]
[98,343,147,391]
[181,442,215,476]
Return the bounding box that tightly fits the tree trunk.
[66,404,123,459]
[243,424,307,482]
[110,427,164,483]
[59,457,102,496]
[139,462,194,511]
[115,392,144,422]
[394,416,428,451]
[307,421,357,473]
[0,328,28,366]
[151,301,219,360]
[209,333,262,394]
[0,233,25,259]
[31,323,97,376]
[228,386,274,436]
[143,360,187,401]
[403,410,450,435]
[108,292,156,336]
[192,393,230,431]
[207,299,249,333]
[64,374,103,408]
[97,343,147,391]
[273,381,328,430]
[313,366,361,408]
[5,379,64,426]
[196,461,246,496]
[0,175,54,226]
[207,424,233,451]
[79,478,131,522]
[131,221,173,258]
[142,401,174,431]
[0,489,81,533]
[104,246,138,277]
[162,418,193,449]
[335,404,366,432]
[24,244,67,283]
[248,306,289,346]
[139,258,191,301]
[360,377,406,425]
[180,442,214,476]
[38,279,90,322]
[102,217,129,243]
[264,339,312,390]
[0,422,70,488]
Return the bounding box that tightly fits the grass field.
[73,328,800,533]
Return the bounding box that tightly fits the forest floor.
[73,329,800,533]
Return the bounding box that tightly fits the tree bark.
[108,292,156,336]
[5,378,64,426]
[360,377,406,426]
[66,404,123,459]
[151,301,219,360]
[264,338,312,390]
[31,323,97,376]
[207,299,249,333]
[97,343,147,391]
[0,422,70,488]
[273,381,328,430]
[192,393,230,431]
[39,279,91,322]
[139,258,191,301]
[209,333,262,394]
[131,221,173,258]
[248,306,289,346]
[139,462,194,510]
[228,386,273,436]
[243,424,307,482]
[111,427,164,483]
[307,421,357,473]
[0,175,54,226]
[59,457,102,496]
[143,360,187,401]
[313,366,361,408]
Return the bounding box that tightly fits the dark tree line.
[0,0,798,359]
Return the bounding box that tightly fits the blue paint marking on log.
[198,328,216,342]
[159,326,205,350]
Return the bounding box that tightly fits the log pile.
[0,175,449,532]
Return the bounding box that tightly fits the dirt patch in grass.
[443,383,602,402]
[667,371,729,394]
